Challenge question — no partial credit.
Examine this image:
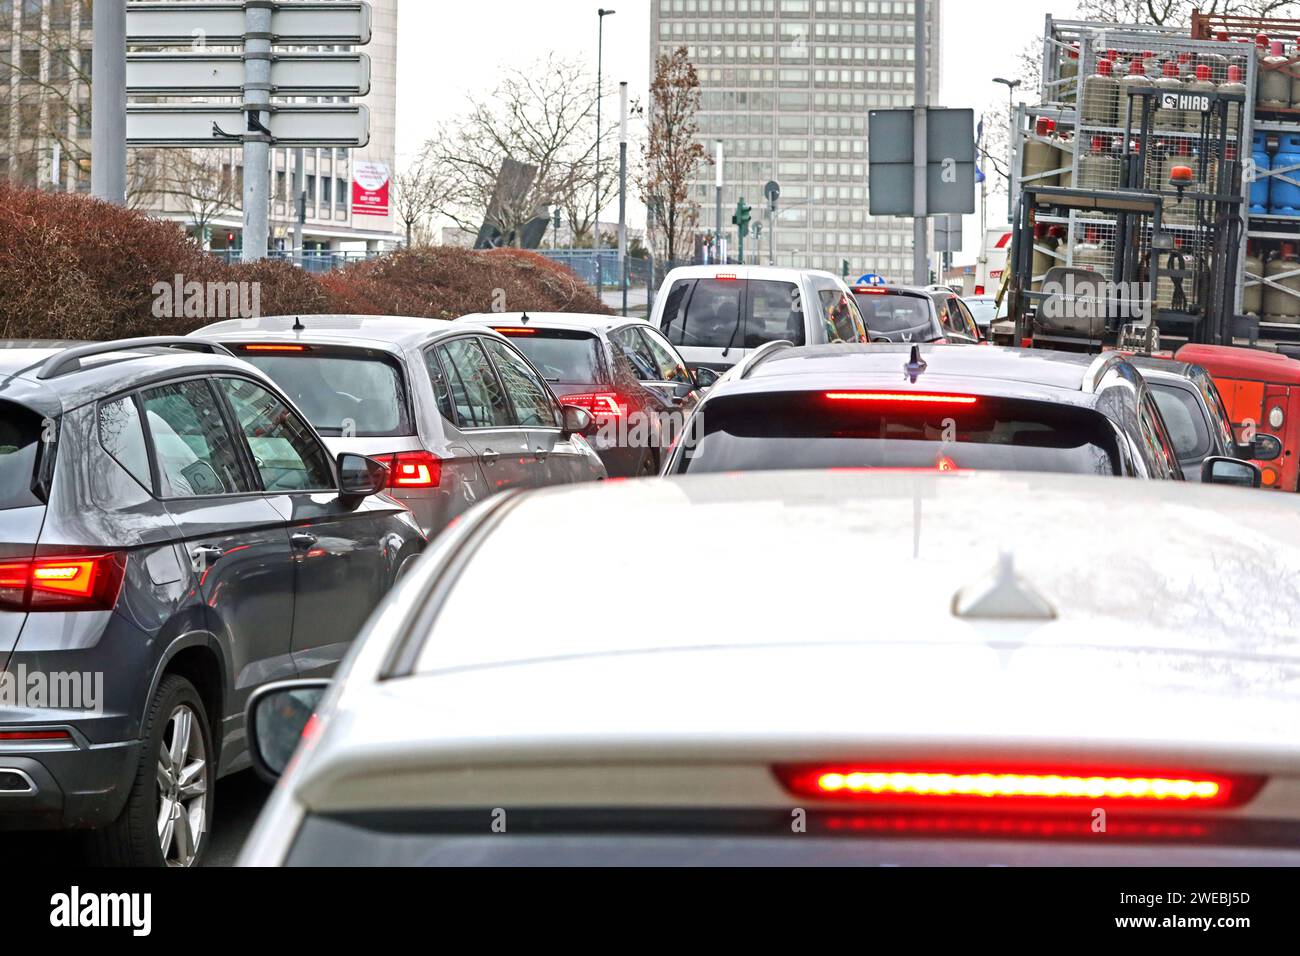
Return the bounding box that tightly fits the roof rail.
[738,339,797,379]
[36,337,236,381]
[1081,351,1122,394]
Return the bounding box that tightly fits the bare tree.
[392,148,456,246]
[158,150,242,246]
[1074,0,1300,24]
[424,55,617,247]
[638,47,709,264]
[0,5,167,205]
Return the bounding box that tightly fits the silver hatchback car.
[193,315,606,536]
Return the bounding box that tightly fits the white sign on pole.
[126,1,373,46]
[126,104,371,148]
[126,52,371,96]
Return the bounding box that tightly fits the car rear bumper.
[0,736,139,831]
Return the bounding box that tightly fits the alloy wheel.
[156,704,208,867]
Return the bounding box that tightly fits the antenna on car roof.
[292,316,305,331]
[519,311,530,325]
[904,344,927,383]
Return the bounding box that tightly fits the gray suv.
[193,315,607,536]
[0,338,425,866]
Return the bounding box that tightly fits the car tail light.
[0,553,127,612]
[855,287,888,295]
[715,273,738,281]
[775,765,1260,808]
[560,391,629,424]
[240,343,310,352]
[825,391,979,405]
[494,327,538,336]
[974,285,985,294]
[381,451,442,489]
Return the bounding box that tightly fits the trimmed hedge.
[0,184,608,341]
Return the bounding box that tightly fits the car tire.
[87,675,214,868]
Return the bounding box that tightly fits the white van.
[649,265,868,371]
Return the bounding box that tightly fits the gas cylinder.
[1243,242,1265,316]
[1260,39,1291,108]
[1183,64,1217,132]
[1220,64,1248,134]
[1154,60,1185,130]
[1077,135,1121,194]
[1271,133,1300,214]
[1199,38,1229,82]
[1264,243,1300,324]
[1022,117,1059,187]
[1121,57,1153,122]
[1081,58,1119,127]
[1054,124,1074,187]
[1291,40,1300,107]
[1251,133,1272,214]
[1060,44,1079,103]
[1073,229,1111,275]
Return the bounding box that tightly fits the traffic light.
[841,259,850,279]
[731,197,752,263]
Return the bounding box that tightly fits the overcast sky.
[397,0,1073,263]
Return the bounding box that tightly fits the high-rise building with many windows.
[0,0,400,255]
[649,0,940,280]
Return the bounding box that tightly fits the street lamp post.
[994,77,1021,220]
[595,8,616,300]
[618,81,629,317]
[715,139,723,263]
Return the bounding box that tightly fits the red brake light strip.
[825,392,978,405]
[776,766,1253,807]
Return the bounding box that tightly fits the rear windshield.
[0,401,46,510]
[242,352,412,437]
[661,277,806,350]
[853,292,937,338]
[676,391,1122,477]
[495,329,603,384]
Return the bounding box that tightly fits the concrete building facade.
[649,0,941,280]
[0,0,400,255]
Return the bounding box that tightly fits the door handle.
[481,449,499,465]
[190,546,224,573]
[290,533,318,550]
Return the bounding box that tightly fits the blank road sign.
[125,2,373,46]
[868,108,976,217]
[126,104,371,148]
[126,52,372,96]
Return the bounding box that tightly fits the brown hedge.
[0,184,608,341]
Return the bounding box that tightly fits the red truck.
[1175,344,1300,491]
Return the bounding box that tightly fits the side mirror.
[1247,433,1283,462]
[246,679,330,783]
[1201,456,1262,489]
[560,403,597,438]
[337,452,387,497]
[693,366,721,390]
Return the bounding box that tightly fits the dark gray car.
[0,338,425,866]
[1130,355,1281,481]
